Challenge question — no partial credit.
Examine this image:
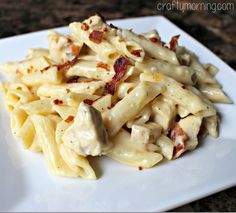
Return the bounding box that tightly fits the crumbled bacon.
[127,87,134,94]
[96,62,110,71]
[71,44,80,56]
[67,38,73,44]
[27,66,34,74]
[107,103,115,109]
[103,27,108,32]
[66,88,71,93]
[138,166,143,171]
[83,99,94,105]
[57,56,78,71]
[138,34,145,39]
[89,30,103,44]
[169,34,180,51]
[65,115,74,123]
[170,123,189,159]
[40,65,51,73]
[53,99,63,105]
[104,56,129,95]
[130,49,142,57]
[82,79,94,83]
[149,37,159,43]
[81,23,89,31]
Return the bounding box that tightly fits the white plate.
[0,16,236,212]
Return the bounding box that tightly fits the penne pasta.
[198,83,232,103]
[136,57,196,84]
[120,29,179,65]
[37,81,105,97]
[66,59,114,82]
[107,129,163,168]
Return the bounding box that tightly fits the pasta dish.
[0,14,232,179]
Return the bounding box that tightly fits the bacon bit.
[81,23,89,31]
[138,166,143,171]
[67,77,80,83]
[107,103,115,109]
[67,37,73,44]
[89,30,103,44]
[40,65,51,73]
[169,34,180,51]
[109,23,118,29]
[65,115,74,123]
[103,27,108,32]
[138,34,145,39]
[171,124,188,144]
[181,84,186,89]
[149,37,159,43]
[66,88,71,93]
[83,99,94,105]
[130,49,142,57]
[96,62,110,71]
[104,56,129,95]
[53,99,63,105]
[57,56,78,71]
[82,79,94,83]
[127,87,134,94]
[174,144,186,155]
[27,66,34,74]
[170,123,189,159]
[71,44,80,56]
[89,19,92,24]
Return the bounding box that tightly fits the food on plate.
[0,14,232,179]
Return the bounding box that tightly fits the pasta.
[0,14,232,179]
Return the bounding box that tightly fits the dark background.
[0,0,235,211]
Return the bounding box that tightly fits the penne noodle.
[37,81,105,97]
[136,57,196,84]
[140,72,216,117]
[107,129,163,168]
[66,59,114,82]
[198,84,232,103]
[120,29,179,65]
[21,66,63,87]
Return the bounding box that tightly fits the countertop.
[0,0,235,211]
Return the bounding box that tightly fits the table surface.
[0,0,235,211]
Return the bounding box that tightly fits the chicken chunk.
[131,122,162,151]
[62,102,112,156]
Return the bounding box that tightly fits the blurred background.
[0,0,235,211]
